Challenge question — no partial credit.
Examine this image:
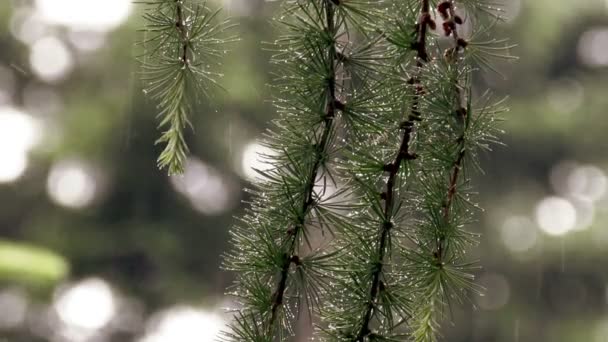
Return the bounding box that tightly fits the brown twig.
[175,0,190,66]
[266,0,342,336]
[436,0,469,262]
[353,1,431,340]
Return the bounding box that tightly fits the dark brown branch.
[354,120,416,342]
[266,0,341,336]
[414,0,431,64]
[436,0,469,261]
[353,1,431,340]
[175,0,190,65]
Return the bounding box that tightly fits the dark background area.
[1,0,607,341]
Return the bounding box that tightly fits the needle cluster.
[128,0,516,341]
[221,0,387,340]
[138,0,233,174]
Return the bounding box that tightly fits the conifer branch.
[350,1,433,340]
[317,1,456,341]
[217,1,511,341]
[267,1,339,323]
[437,0,467,262]
[407,1,509,341]
[409,0,472,336]
[265,1,341,333]
[138,0,232,174]
[222,0,377,339]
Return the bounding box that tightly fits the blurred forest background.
[1,0,608,341]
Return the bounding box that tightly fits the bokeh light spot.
[241,142,275,180]
[35,0,132,32]
[54,278,116,331]
[0,107,41,151]
[139,306,224,342]
[0,152,27,183]
[29,36,73,83]
[568,165,607,202]
[171,158,236,215]
[535,196,577,236]
[578,27,608,67]
[570,197,595,232]
[0,107,41,183]
[9,7,49,45]
[47,159,98,209]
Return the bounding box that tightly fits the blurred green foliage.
[0,240,68,286]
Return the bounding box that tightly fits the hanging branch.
[222,1,382,340]
[263,2,340,330]
[351,1,434,340]
[436,0,468,261]
[138,0,233,175]
[319,1,440,340]
[406,1,511,341]
[218,0,512,340]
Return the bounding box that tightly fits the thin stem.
[353,1,431,340]
[175,0,190,66]
[436,0,468,262]
[415,0,431,64]
[266,0,340,336]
